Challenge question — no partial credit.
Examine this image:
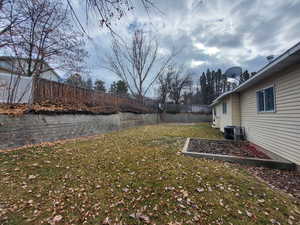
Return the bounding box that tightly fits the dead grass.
[0,123,299,225]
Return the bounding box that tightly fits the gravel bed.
[188,139,270,159]
[246,166,300,199]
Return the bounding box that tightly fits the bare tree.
[0,0,89,105]
[169,65,193,104]
[0,0,25,48]
[105,29,175,101]
[157,67,173,111]
[2,0,88,78]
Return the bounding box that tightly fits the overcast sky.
[72,0,300,95]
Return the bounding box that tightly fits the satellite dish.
[224,66,242,80]
[266,55,274,62]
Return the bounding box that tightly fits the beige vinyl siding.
[212,104,221,128]
[240,64,300,165]
[219,97,231,132]
[214,94,241,132]
[231,94,241,126]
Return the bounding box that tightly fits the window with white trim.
[256,86,275,112]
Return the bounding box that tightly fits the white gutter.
[210,90,234,107]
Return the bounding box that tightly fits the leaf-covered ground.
[0,123,299,225]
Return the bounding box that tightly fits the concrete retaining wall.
[0,112,211,150]
[160,113,212,123]
[0,113,160,149]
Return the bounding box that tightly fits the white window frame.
[256,85,276,113]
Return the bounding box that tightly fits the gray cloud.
[72,0,300,96]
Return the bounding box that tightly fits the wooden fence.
[32,78,155,114]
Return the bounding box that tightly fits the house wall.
[212,104,221,128]
[40,70,59,82]
[213,94,241,132]
[0,58,59,82]
[0,69,59,82]
[240,64,300,165]
[0,73,33,103]
[231,94,241,126]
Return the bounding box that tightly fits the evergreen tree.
[110,80,128,96]
[94,80,106,92]
[200,72,208,104]
[65,73,86,88]
[197,68,254,105]
[239,70,250,84]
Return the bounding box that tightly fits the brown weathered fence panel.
[32,78,154,114]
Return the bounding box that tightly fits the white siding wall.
[213,104,221,128]
[0,73,33,103]
[213,94,241,132]
[240,65,300,165]
[0,68,59,82]
[231,94,241,126]
[219,97,231,132]
[40,70,59,82]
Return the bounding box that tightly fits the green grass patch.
[0,123,299,225]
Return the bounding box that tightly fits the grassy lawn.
[1,123,299,225]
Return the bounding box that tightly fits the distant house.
[0,57,60,103]
[0,56,60,82]
[211,42,300,166]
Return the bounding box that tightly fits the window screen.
[256,86,275,112]
[265,87,275,111]
[257,90,265,112]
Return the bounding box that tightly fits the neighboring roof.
[211,41,300,106]
[0,56,60,79]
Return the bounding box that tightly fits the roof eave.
[211,41,300,105]
[235,41,300,92]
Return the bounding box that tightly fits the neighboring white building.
[211,42,300,165]
[0,56,60,103]
[0,56,60,82]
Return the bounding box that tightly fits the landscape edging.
[182,138,296,170]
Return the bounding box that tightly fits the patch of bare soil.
[246,166,300,199]
[188,139,270,159]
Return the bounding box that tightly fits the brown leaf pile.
[0,101,152,116]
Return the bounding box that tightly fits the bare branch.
[2,0,89,78]
[104,29,176,100]
[168,65,193,104]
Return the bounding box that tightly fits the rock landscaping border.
[182,138,296,170]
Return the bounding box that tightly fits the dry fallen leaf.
[246,210,253,217]
[28,175,36,180]
[49,215,63,224]
[196,188,204,193]
[102,217,111,224]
